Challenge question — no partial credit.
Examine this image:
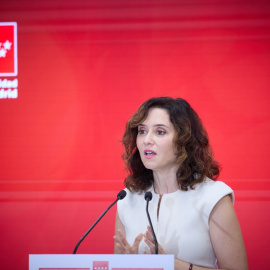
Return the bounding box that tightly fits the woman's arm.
[114,210,126,253]
[144,195,249,270]
[209,195,248,270]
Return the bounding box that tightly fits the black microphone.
[73,189,127,254]
[144,191,158,254]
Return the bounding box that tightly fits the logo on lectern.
[93,261,109,270]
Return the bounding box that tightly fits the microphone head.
[117,190,127,200]
[144,191,152,201]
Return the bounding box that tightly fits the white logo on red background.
[0,40,12,58]
[0,22,18,99]
[0,22,17,76]
[93,261,109,270]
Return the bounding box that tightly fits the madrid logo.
[0,40,12,58]
[0,22,17,76]
[0,22,18,99]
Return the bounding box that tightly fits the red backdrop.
[0,1,270,269]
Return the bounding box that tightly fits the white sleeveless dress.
[117,178,234,268]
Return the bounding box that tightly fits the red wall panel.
[0,1,270,269]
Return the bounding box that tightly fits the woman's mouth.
[144,150,156,159]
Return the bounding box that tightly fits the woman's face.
[136,107,177,173]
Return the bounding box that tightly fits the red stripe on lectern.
[40,268,89,270]
[112,268,163,270]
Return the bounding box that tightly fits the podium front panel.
[29,254,174,270]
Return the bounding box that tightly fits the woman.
[114,97,248,270]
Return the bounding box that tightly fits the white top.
[117,178,234,268]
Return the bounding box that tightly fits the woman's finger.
[131,233,143,254]
[143,234,156,254]
[144,227,167,255]
[116,229,129,248]
[115,230,143,254]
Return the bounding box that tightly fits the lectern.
[29,254,174,270]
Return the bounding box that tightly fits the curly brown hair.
[122,97,220,193]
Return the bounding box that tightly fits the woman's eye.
[138,129,146,134]
[157,130,166,135]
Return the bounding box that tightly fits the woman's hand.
[143,225,166,254]
[114,229,143,254]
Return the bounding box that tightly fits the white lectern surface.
[29,254,174,270]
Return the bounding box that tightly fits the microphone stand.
[145,192,158,254]
[73,190,126,254]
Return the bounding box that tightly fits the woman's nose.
[143,132,154,145]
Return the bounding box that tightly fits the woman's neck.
[153,169,179,195]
